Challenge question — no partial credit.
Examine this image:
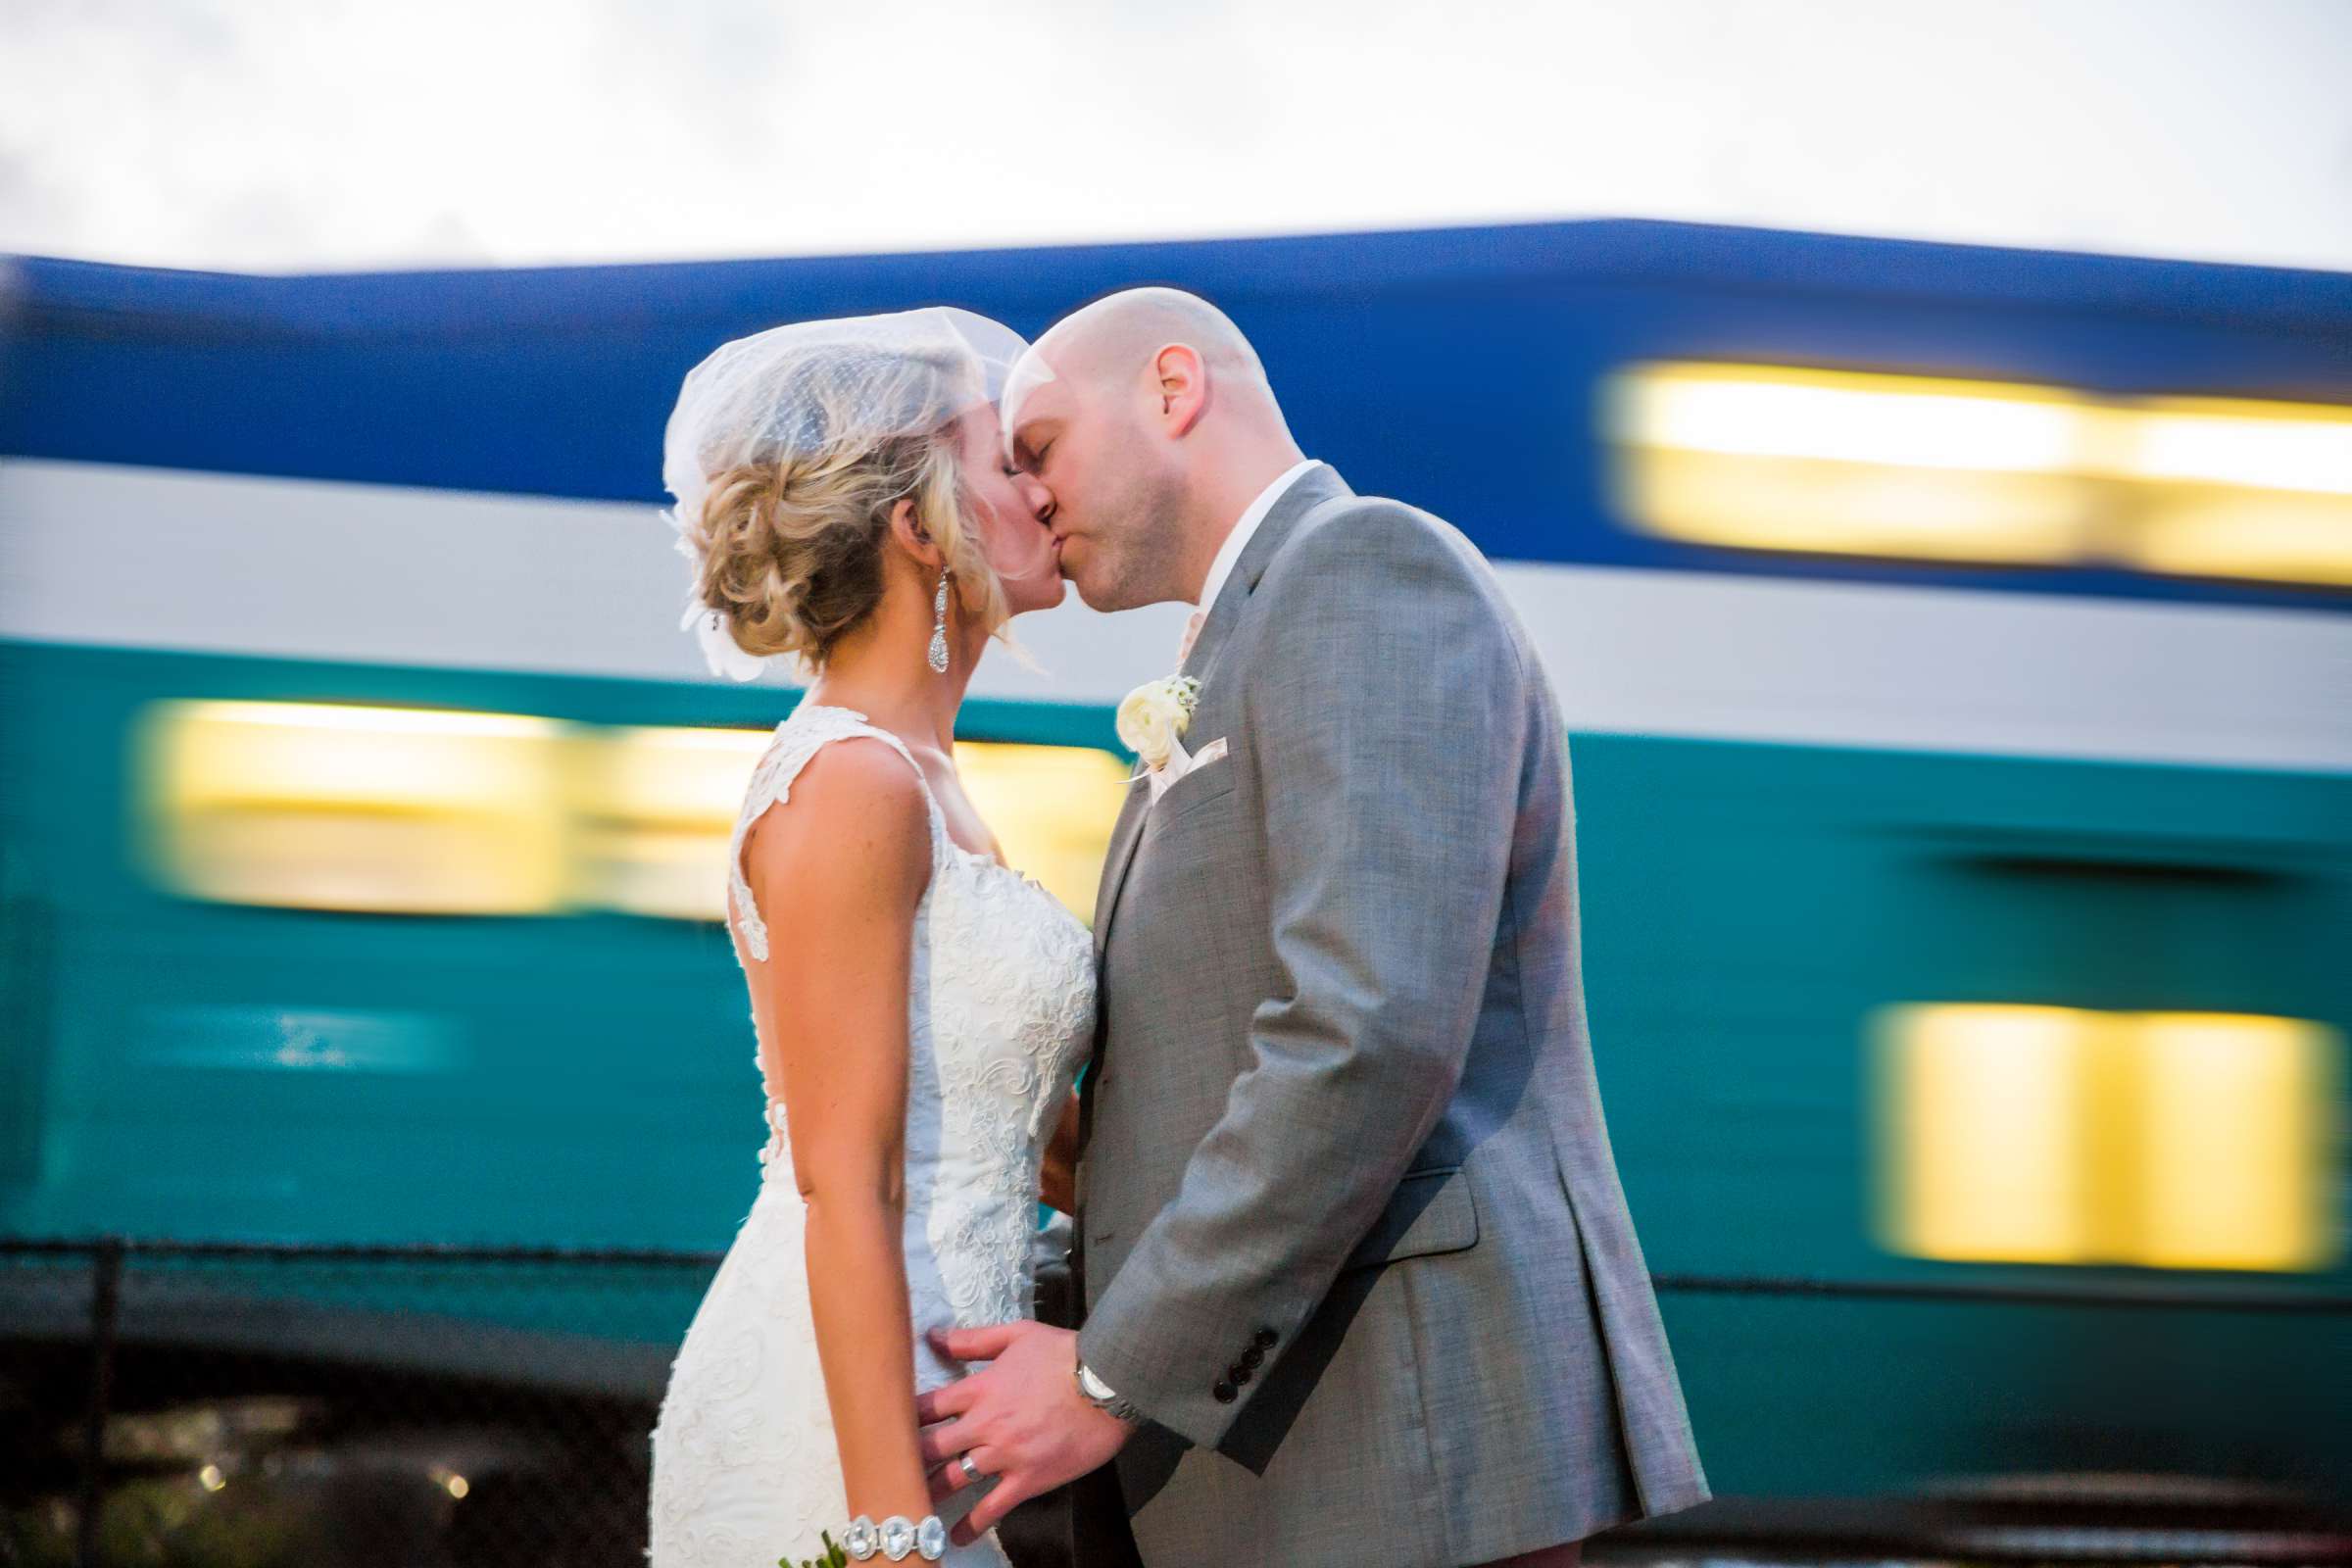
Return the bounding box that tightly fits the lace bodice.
[649,703,1096,1568]
[725,703,1095,1168]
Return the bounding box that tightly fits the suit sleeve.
[1075,504,1530,1454]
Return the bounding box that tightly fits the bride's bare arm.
[746,739,934,1529]
[1039,1093,1078,1214]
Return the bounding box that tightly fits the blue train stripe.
[4,220,2347,616]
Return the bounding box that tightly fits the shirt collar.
[1193,458,1319,612]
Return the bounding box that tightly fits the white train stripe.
[4,460,2346,773]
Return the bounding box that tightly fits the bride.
[646,309,1092,1567]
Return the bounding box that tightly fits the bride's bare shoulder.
[743,735,930,907]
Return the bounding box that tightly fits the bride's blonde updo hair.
[662,309,1028,682]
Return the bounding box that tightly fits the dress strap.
[726,705,945,962]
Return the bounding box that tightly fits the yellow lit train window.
[952,740,1131,926]
[1869,1004,2340,1272]
[2132,1012,2342,1269]
[1607,363,2352,590]
[139,701,571,915]
[581,725,1131,927]
[580,725,772,921]
[2109,397,2352,588]
[1605,362,2108,565]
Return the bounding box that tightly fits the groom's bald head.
[1020,288,1266,399]
[1004,287,1300,612]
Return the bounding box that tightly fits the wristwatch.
[1074,1356,1144,1426]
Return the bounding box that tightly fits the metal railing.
[4,1237,2347,1567]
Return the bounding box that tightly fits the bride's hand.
[1038,1093,1079,1213]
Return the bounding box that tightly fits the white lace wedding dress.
[647,704,1096,1568]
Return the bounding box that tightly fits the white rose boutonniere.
[1116,674,1200,773]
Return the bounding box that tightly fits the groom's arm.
[1076,501,1529,1456]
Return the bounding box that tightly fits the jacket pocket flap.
[1153,756,1239,822]
[1340,1166,1479,1273]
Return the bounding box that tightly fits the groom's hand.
[914,1319,1133,1546]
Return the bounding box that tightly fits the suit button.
[1212,1381,1238,1404]
[1252,1327,1278,1348]
[1240,1345,1264,1370]
[1230,1364,1252,1387]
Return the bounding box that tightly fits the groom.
[914,288,1711,1567]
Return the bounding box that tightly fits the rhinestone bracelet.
[842,1513,947,1562]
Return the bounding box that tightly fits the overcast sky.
[5,0,2349,274]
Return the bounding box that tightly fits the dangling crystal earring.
[926,569,951,673]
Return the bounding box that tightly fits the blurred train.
[2,219,2348,1557]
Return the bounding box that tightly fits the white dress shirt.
[1198,458,1320,613]
[1176,458,1319,666]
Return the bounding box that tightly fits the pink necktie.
[1175,608,1206,669]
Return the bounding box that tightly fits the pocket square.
[1148,736,1228,804]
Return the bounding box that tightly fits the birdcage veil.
[661,306,1030,681]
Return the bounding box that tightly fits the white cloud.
[2,0,2347,272]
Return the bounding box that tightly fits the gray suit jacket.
[1071,466,1712,1567]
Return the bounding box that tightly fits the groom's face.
[1004,356,1187,612]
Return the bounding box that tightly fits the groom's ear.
[1152,344,1209,437]
[886,497,944,569]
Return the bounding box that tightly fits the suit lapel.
[1088,464,1354,964]
[1091,781,1152,962]
[1175,464,1351,691]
